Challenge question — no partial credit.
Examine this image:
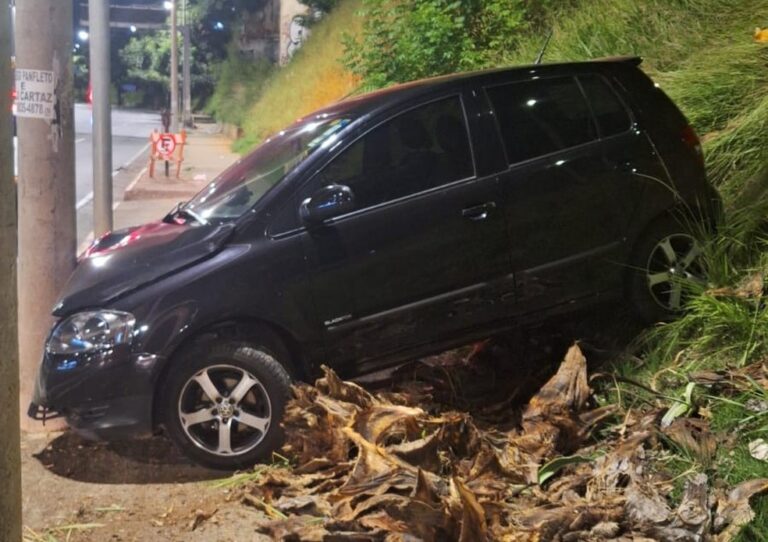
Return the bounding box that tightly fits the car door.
[483,75,629,311]
[577,73,674,237]
[290,94,513,371]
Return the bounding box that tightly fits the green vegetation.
[218,0,768,203]
[206,45,273,126]
[232,0,363,152]
[481,0,768,199]
[343,0,529,90]
[208,2,768,536]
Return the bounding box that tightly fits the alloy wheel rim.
[646,233,705,311]
[178,364,272,457]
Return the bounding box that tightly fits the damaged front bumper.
[27,402,64,422]
[30,347,163,440]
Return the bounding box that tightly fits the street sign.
[155,133,177,157]
[14,69,55,120]
[149,130,187,179]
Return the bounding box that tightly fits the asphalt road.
[75,104,160,244]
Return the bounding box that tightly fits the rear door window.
[485,77,597,164]
[316,95,474,210]
[578,75,632,137]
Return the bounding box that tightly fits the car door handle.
[462,202,496,221]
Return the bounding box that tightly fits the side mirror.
[300,184,355,225]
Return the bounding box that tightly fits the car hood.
[53,220,236,316]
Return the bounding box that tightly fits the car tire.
[162,340,292,470]
[627,216,706,323]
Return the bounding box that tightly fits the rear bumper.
[30,347,163,440]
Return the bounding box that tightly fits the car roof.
[305,56,643,121]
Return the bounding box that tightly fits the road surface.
[75,104,160,244]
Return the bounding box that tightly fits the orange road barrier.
[149,129,187,178]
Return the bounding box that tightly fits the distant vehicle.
[30,57,721,469]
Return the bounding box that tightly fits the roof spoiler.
[592,55,643,66]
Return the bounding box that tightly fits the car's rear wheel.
[628,217,706,323]
[163,341,292,470]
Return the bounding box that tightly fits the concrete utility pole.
[170,0,179,132]
[182,21,193,127]
[89,0,114,236]
[16,0,76,432]
[0,1,22,540]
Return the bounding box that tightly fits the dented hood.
[53,220,236,316]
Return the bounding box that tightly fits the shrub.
[343,0,530,88]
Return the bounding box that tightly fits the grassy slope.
[217,0,768,536]
[499,2,768,537]
[501,0,768,202]
[233,0,362,152]
[225,0,768,201]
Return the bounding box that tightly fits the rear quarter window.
[485,76,597,165]
[578,75,632,137]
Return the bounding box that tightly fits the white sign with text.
[15,69,55,120]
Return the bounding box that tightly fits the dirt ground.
[21,430,277,541]
[20,307,641,542]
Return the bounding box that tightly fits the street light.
[163,1,173,10]
[77,29,89,41]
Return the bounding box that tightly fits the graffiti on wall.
[285,15,309,60]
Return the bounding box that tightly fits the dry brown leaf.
[673,473,710,532]
[625,483,672,527]
[663,418,717,466]
[353,404,424,444]
[523,344,590,421]
[708,272,764,299]
[318,364,376,408]
[453,477,487,542]
[246,344,768,541]
[188,506,217,531]
[714,478,768,540]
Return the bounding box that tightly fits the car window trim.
[268,92,478,239]
[482,74,602,169]
[269,172,479,240]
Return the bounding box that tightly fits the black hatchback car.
[31,57,720,468]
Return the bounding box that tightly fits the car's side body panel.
[30,58,721,442]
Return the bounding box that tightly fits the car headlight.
[47,311,136,355]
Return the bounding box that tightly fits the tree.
[120,31,173,108]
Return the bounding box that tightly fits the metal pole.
[182,21,192,128]
[170,0,179,132]
[16,0,76,433]
[89,0,114,236]
[0,1,22,539]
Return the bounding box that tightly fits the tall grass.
[705,95,768,201]
[206,45,274,127]
[233,0,362,152]
[501,0,768,202]
[502,0,760,69]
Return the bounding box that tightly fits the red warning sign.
[155,133,177,157]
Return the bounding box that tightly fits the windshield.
[185,114,353,221]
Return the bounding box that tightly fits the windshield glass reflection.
[185,115,352,221]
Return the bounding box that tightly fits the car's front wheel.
[163,341,292,470]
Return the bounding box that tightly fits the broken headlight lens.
[46,311,136,355]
